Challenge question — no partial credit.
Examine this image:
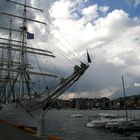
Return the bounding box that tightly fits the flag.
[27,32,34,39]
[87,51,91,63]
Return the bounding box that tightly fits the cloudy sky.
[0,0,140,99]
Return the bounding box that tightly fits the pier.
[0,121,41,140]
[0,120,62,140]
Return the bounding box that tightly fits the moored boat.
[86,113,118,128]
[111,120,140,133]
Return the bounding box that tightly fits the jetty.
[0,120,62,140]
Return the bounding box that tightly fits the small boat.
[71,113,82,118]
[87,119,109,128]
[86,113,117,128]
[105,117,130,129]
[109,76,140,132]
[111,120,140,133]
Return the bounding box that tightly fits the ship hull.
[0,102,44,127]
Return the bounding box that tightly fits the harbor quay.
[0,120,61,140]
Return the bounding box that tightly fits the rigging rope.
[61,74,82,100]
[50,24,87,63]
[41,11,81,61]
[28,41,50,92]
[45,26,83,63]
[27,11,84,66]
[46,39,78,65]
[48,60,63,78]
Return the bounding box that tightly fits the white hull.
[86,120,109,128]
[105,118,127,129]
[86,113,123,128]
[86,117,127,128]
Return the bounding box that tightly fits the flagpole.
[87,50,91,63]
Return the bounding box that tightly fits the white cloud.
[50,0,73,19]
[82,5,98,16]
[108,57,126,66]
[135,0,140,6]
[99,88,117,98]
[47,0,140,98]
[60,92,79,100]
[15,0,139,98]
[99,6,109,15]
[80,4,99,24]
[124,0,140,7]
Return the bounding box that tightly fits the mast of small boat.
[121,75,128,121]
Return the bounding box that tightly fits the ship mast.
[0,18,15,103]
[0,0,90,107]
[5,18,14,101]
[19,0,27,98]
[0,0,55,102]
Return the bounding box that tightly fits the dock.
[0,121,43,140]
[0,121,62,140]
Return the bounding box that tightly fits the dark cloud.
[0,0,15,31]
[0,0,37,35]
[111,84,140,98]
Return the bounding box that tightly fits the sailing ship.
[0,0,90,127]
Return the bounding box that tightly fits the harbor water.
[44,109,140,140]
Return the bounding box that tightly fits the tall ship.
[0,0,90,127]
